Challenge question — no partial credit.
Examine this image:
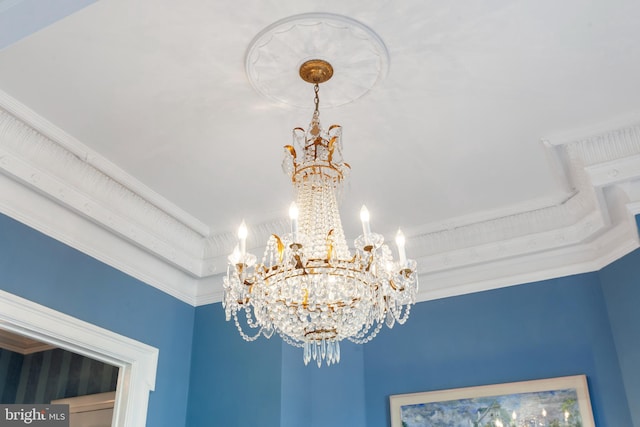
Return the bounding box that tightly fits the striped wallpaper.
[0,347,118,404]
[0,348,23,403]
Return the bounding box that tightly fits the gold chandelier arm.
[271,234,285,263]
[327,136,337,164]
[284,145,297,160]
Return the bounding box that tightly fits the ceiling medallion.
[245,13,390,108]
[224,59,418,367]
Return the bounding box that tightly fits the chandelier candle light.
[223,59,418,367]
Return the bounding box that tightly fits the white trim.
[0,172,200,305]
[586,154,640,187]
[3,90,640,307]
[0,90,209,236]
[0,289,158,427]
[544,112,640,146]
[416,221,639,303]
[0,105,208,277]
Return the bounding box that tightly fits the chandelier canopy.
[223,60,418,367]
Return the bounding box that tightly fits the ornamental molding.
[0,95,212,276]
[1,88,640,306]
[245,13,389,109]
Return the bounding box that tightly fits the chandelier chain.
[313,83,320,116]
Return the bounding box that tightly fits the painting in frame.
[389,375,595,427]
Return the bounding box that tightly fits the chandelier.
[223,60,418,367]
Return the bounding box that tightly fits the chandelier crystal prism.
[223,59,418,367]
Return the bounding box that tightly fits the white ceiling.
[1,0,640,305]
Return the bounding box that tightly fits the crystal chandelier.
[223,60,418,367]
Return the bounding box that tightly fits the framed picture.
[389,375,595,427]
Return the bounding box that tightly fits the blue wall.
[280,340,366,427]
[0,213,194,427]
[188,272,632,427]
[1,209,637,427]
[186,303,282,427]
[363,274,631,427]
[600,248,640,427]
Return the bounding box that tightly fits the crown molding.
[544,112,640,146]
[2,90,640,306]
[0,172,200,305]
[416,217,639,302]
[0,95,212,277]
[0,90,209,235]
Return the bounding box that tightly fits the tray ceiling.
[1,0,640,305]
